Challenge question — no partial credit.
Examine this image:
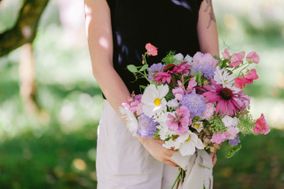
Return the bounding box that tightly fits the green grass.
[0,126,98,189]
[0,126,283,189]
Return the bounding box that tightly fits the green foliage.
[162,51,176,64]
[208,116,227,133]
[127,64,138,73]
[225,144,242,159]
[238,113,255,135]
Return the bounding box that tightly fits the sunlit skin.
[84,0,219,168]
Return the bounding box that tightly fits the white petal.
[180,142,196,156]
[157,85,169,98]
[174,53,184,63]
[184,55,193,63]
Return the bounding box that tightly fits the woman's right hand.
[137,136,178,168]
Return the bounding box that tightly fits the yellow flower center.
[186,136,191,143]
[153,98,161,106]
[193,123,201,129]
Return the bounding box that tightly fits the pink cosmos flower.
[235,69,259,89]
[253,114,270,135]
[222,48,231,59]
[186,78,197,92]
[211,133,227,145]
[166,106,191,134]
[225,127,239,140]
[203,81,250,116]
[230,51,245,67]
[122,94,142,113]
[145,43,158,56]
[202,103,215,120]
[246,51,260,64]
[172,62,190,75]
[154,72,171,84]
[172,87,185,101]
[245,69,259,81]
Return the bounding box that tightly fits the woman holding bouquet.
[84,0,219,188]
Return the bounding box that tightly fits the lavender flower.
[137,114,157,137]
[229,136,240,146]
[147,63,164,81]
[181,90,206,118]
[191,52,217,79]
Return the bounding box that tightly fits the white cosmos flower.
[158,126,171,141]
[178,131,205,156]
[192,121,204,133]
[141,84,169,117]
[119,106,138,136]
[167,99,179,109]
[222,115,239,128]
[162,131,204,156]
[174,53,193,64]
[214,67,238,90]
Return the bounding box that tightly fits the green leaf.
[139,64,148,72]
[127,65,138,73]
[226,144,242,158]
[195,72,203,86]
[162,51,176,64]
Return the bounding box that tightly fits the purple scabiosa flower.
[137,114,157,137]
[147,63,164,81]
[181,90,206,118]
[229,136,240,146]
[191,52,217,79]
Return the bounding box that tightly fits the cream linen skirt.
[96,100,179,189]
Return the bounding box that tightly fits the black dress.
[105,0,202,97]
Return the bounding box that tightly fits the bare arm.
[198,0,219,166]
[197,0,219,56]
[84,0,178,167]
[84,0,130,111]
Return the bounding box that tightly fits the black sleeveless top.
[105,0,202,97]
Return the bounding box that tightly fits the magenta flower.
[230,51,245,67]
[235,69,259,89]
[246,51,260,64]
[166,106,191,134]
[154,72,171,84]
[172,62,190,75]
[253,114,270,135]
[145,43,158,56]
[203,81,250,116]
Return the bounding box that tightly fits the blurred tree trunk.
[19,44,38,115]
[0,0,49,56]
[0,0,49,116]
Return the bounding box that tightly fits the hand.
[137,136,178,168]
[211,153,217,167]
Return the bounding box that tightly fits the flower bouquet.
[120,43,270,189]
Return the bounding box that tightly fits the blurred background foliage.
[0,0,283,188]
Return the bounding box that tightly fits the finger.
[164,160,179,168]
[165,149,176,157]
[155,139,164,145]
